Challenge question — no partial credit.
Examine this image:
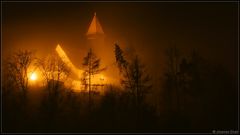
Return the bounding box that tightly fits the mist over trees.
[160,46,237,131]
[2,43,238,133]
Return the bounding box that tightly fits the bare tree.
[36,52,71,121]
[36,52,70,94]
[6,50,34,103]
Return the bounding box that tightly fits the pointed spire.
[86,12,104,36]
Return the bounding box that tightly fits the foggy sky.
[2,2,238,76]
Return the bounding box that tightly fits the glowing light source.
[100,75,105,81]
[30,72,37,81]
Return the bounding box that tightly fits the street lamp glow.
[30,72,37,81]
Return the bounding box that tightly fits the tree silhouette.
[115,43,128,72]
[114,43,152,129]
[163,45,182,112]
[6,50,34,104]
[36,52,70,94]
[2,50,35,131]
[115,43,151,106]
[128,56,152,106]
[36,52,71,123]
[114,43,132,90]
[82,48,105,109]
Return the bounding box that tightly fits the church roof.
[86,12,104,36]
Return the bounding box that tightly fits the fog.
[2,2,238,133]
[3,2,237,75]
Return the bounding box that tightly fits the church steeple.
[86,12,104,39]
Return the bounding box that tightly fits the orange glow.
[55,44,108,92]
[30,72,37,81]
[100,75,105,82]
[56,44,83,78]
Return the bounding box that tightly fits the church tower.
[86,12,104,40]
[86,12,119,85]
[86,12,105,58]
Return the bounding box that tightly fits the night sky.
[2,2,238,75]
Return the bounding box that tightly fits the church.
[55,12,120,92]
